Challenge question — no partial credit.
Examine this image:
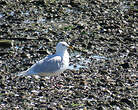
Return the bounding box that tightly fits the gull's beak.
[68,46,73,49]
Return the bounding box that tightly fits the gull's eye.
[62,44,65,46]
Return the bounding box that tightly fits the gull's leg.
[49,76,63,88]
[55,76,64,88]
[50,76,55,87]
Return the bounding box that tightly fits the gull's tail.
[17,71,29,76]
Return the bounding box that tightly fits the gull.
[18,42,73,76]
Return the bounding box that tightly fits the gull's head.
[56,42,72,55]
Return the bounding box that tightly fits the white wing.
[18,54,63,76]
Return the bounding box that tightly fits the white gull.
[18,42,72,76]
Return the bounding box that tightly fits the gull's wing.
[18,54,63,76]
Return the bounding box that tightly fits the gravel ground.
[0,0,137,110]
